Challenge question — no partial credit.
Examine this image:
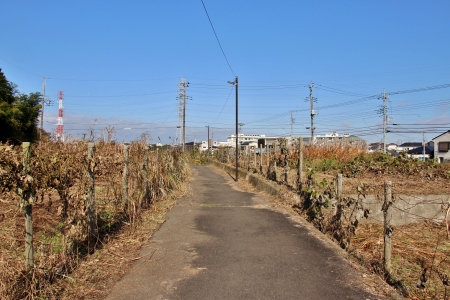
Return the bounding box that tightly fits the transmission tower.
[39,77,53,141]
[238,123,244,134]
[56,91,64,142]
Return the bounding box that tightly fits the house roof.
[432,130,450,141]
[399,142,422,147]
[407,146,434,155]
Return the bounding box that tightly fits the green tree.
[0,68,41,143]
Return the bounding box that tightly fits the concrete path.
[107,165,385,300]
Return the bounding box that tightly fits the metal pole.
[309,83,315,143]
[235,76,239,181]
[182,84,186,152]
[422,132,425,161]
[383,90,387,154]
[40,77,46,141]
[207,126,210,153]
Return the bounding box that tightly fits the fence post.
[22,142,34,269]
[143,145,150,205]
[297,137,303,190]
[156,147,159,177]
[253,148,256,171]
[272,142,277,181]
[259,144,263,173]
[337,173,343,199]
[123,143,129,208]
[284,146,289,185]
[86,142,96,238]
[266,145,269,175]
[383,180,393,276]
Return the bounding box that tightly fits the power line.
[200,0,235,76]
[212,85,234,125]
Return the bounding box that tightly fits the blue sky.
[1,1,449,145]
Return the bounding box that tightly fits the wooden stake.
[22,142,34,269]
[86,142,96,238]
[298,137,303,190]
[383,180,393,276]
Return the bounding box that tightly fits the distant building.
[386,143,398,151]
[398,142,422,152]
[368,142,383,153]
[407,146,434,161]
[314,132,366,145]
[432,130,450,163]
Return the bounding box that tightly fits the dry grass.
[0,138,190,299]
[303,142,366,163]
[352,221,450,299]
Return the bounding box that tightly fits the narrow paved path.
[107,165,385,299]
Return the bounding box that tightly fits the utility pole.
[382,90,388,154]
[422,132,426,161]
[40,77,46,141]
[290,111,294,138]
[178,78,189,152]
[228,76,238,181]
[309,83,316,143]
[206,125,210,151]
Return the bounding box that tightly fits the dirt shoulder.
[52,186,188,299]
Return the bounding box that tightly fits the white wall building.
[226,134,266,147]
[432,130,450,163]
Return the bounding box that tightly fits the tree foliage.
[0,68,41,143]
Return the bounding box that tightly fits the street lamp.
[228,76,238,181]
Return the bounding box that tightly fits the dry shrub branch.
[0,137,189,299]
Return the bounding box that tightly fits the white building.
[199,141,208,151]
[315,132,366,145]
[226,134,266,147]
[432,130,450,163]
[199,140,233,152]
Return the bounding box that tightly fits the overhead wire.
[200,0,235,76]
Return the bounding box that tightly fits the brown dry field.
[2,160,449,299]
[318,171,450,195]
[261,165,450,195]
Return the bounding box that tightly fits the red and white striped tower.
[56,91,64,142]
